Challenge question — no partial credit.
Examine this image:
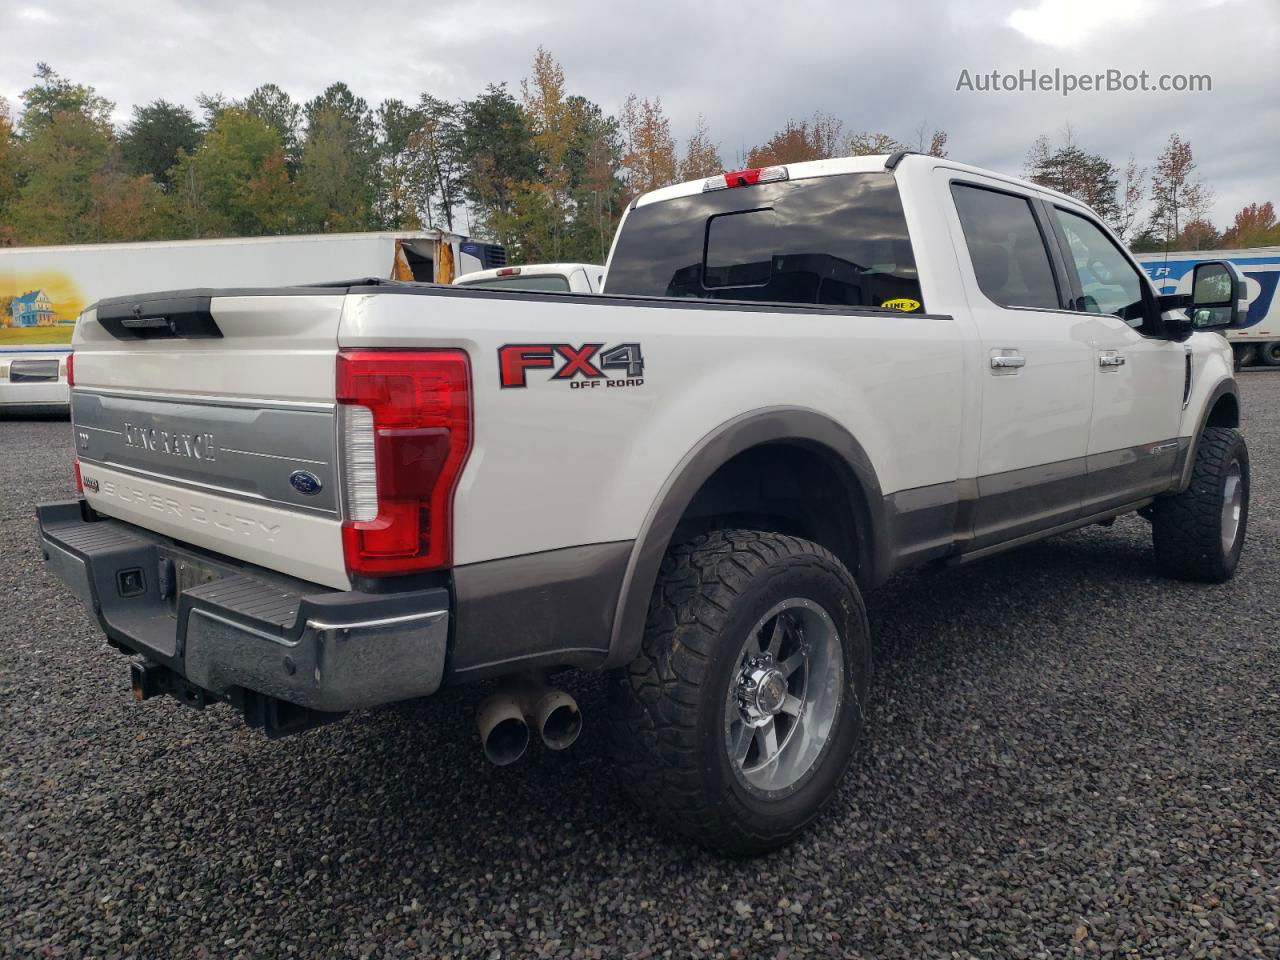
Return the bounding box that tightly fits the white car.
[38,153,1249,854]
[454,262,604,293]
[0,347,71,413]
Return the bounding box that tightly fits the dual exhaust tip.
[477,682,582,765]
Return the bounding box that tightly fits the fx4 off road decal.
[498,342,645,389]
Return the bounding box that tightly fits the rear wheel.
[607,530,869,855]
[1151,427,1249,582]
[1259,341,1280,366]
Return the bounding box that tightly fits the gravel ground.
[2,376,1278,960]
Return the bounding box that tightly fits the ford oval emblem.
[289,470,323,495]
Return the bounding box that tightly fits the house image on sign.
[9,290,56,327]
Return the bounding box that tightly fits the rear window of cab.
[458,275,572,292]
[605,172,925,312]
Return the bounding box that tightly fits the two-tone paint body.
[57,154,1238,691]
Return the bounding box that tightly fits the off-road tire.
[606,530,870,856]
[1151,427,1249,582]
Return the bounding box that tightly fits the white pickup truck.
[453,262,605,293]
[38,153,1250,854]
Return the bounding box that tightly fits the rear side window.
[459,275,572,292]
[606,172,925,311]
[951,184,1060,310]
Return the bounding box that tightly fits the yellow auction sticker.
[880,298,922,312]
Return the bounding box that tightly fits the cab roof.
[632,153,1083,211]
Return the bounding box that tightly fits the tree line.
[0,55,1276,262]
[1023,126,1278,252]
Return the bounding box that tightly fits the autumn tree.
[847,125,947,159]
[168,108,300,237]
[18,63,113,138]
[1221,202,1280,248]
[920,127,948,158]
[0,100,17,244]
[194,92,230,129]
[298,83,377,231]
[565,97,624,263]
[1114,154,1147,242]
[678,115,722,181]
[747,112,843,166]
[1025,130,1121,225]
[458,84,538,252]
[1176,218,1220,251]
[847,131,904,156]
[1128,225,1163,254]
[620,95,676,196]
[243,84,302,164]
[120,100,200,187]
[518,48,584,260]
[374,98,424,229]
[7,112,110,244]
[87,172,173,241]
[5,68,172,245]
[410,95,464,230]
[1148,133,1211,243]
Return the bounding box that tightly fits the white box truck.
[1,231,504,412]
[1137,247,1280,366]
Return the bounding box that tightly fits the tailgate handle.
[121,316,177,334]
[96,294,222,341]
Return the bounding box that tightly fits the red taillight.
[336,349,472,577]
[496,267,521,277]
[66,352,75,387]
[73,458,83,494]
[702,165,789,192]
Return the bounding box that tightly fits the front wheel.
[1151,427,1249,582]
[607,530,870,855]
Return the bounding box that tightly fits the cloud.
[1007,0,1153,47]
[15,6,59,23]
[0,0,1276,227]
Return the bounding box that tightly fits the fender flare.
[1176,378,1240,492]
[601,406,886,669]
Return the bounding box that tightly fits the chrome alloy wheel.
[724,598,844,797]
[1221,460,1243,554]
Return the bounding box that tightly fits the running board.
[950,498,1154,565]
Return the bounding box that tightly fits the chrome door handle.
[1099,353,1126,367]
[990,355,1026,369]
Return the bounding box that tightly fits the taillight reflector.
[702,165,789,192]
[336,350,472,577]
[73,458,83,494]
[66,352,75,387]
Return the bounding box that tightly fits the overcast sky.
[2,0,1277,226]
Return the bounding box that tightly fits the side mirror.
[1188,260,1247,330]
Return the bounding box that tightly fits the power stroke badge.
[498,342,645,389]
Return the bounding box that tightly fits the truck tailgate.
[71,292,352,589]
